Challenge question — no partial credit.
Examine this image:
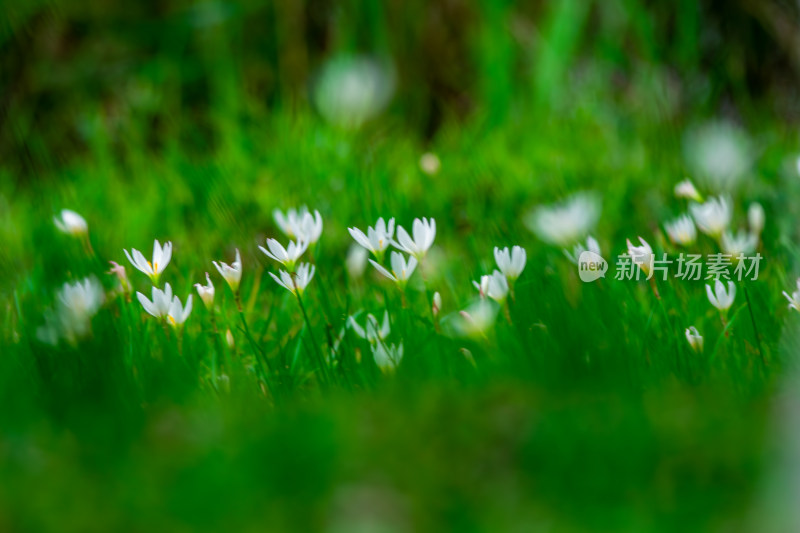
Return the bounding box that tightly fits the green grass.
[4,2,800,531]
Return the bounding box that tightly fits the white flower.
[393,218,436,259]
[564,236,602,264]
[452,301,498,339]
[349,311,390,344]
[212,249,242,292]
[137,283,174,319]
[270,262,316,295]
[259,238,308,271]
[54,209,88,236]
[684,121,752,190]
[167,294,193,328]
[371,342,403,373]
[273,207,323,244]
[125,240,173,284]
[369,251,417,286]
[494,245,526,281]
[690,196,731,239]
[626,237,654,276]
[783,279,800,312]
[685,326,703,352]
[525,192,600,246]
[664,214,697,246]
[473,271,508,303]
[721,229,758,257]
[348,217,395,258]
[419,152,441,176]
[346,245,369,278]
[674,179,702,202]
[194,273,215,309]
[706,280,736,312]
[37,277,105,344]
[432,292,442,317]
[748,203,765,235]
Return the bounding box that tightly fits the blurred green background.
[3,1,800,532]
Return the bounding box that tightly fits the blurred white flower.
[432,292,442,317]
[212,249,243,293]
[225,328,235,348]
[270,263,315,295]
[125,240,172,284]
[369,251,417,287]
[626,237,654,276]
[137,283,174,319]
[721,229,758,256]
[748,203,765,235]
[259,238,308,271]
[54,209,88,236]
[419,152,441,176]
[783,279,800,312]
[706,280,736,312]
[664,214,697,247]
[393,218,436,259]
[167,294,193,329]
[494,245,526,281]
[564,235,602,264]
[346,245,369,279]
[274,207,323,245]
[371,342,403,373]
[473,271,508,303]
[684,121,752,190]
[685,326,703,352]
[36,276,105,345]
[674,179,702,202]
[312,55,395,130]
[690,196,731,239]
[348,217,395,259]
[452,301,498,339]
[349,311,390,344]
[194,273,215,310]
[526,192,600,246]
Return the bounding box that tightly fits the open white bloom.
[748,203,765,235]
[346,245,369,278]
[167,294,193,329]
[212,249,242,292]
[564,236,602,264]
[690,196,731,239]
[674,179,702,202]
[54,209,88,236]
[706,280,736,312]
[259,238,308,271]
[36,277,105,344]
[721,229,758,257]
[473,271,508,303]
[270,262,316,295]
[296,210,324,244]
[684,121,752,190]
[664,214,697,246]
[194,273,215,309]
[626,237,654,276]
[274,207,310,240]
[432,292,442,317]
[349,311,390,344]
[783,279,800,312]
[369,251,417,287]
[525,192,600,246]
[685,326,703,352]
[494,246,526,281]
[371,342,404,373]
[393,218,436,259]
[348,217,395,259]
[125,240,172,284]
[137,283,174,319]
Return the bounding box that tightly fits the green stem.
[296,291,331,388]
